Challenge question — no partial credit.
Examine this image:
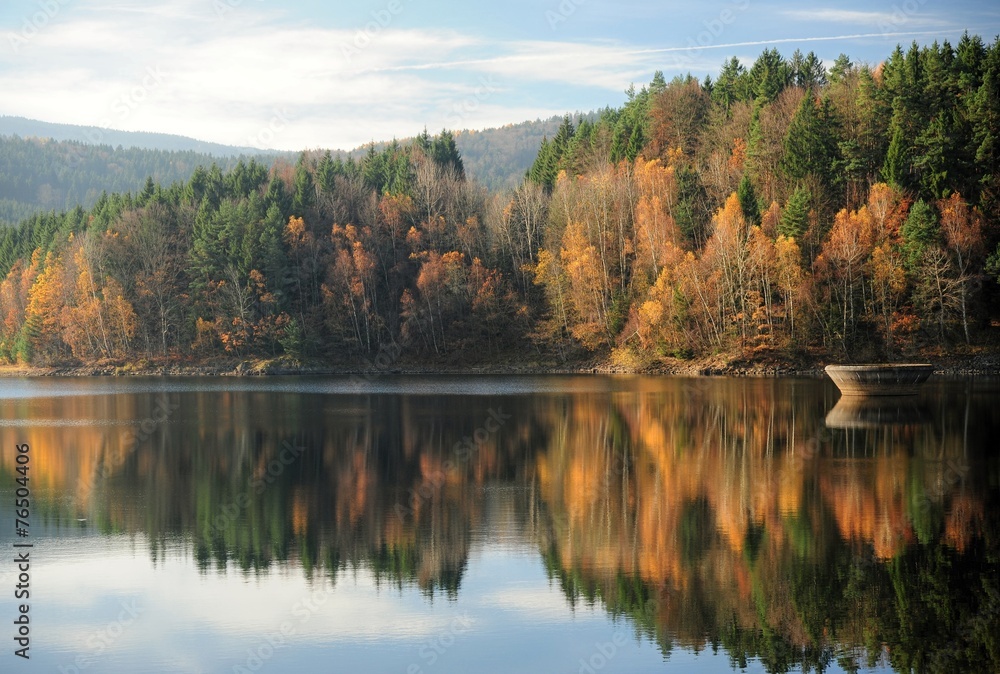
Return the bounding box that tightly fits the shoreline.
[3,352,1000,378]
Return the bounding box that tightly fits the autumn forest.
[2,34,1000,368]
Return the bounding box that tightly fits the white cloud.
[0,0,658,149]
[29,536,475,653]
[780,7,948,28]
[0,0,973,151]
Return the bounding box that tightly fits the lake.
[0,375,998,673]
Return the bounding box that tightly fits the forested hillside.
[0,135,267,225]
[527,36,1000,364]
[1,35,998,369]
[0,114,587,227]
[454,117,579,190]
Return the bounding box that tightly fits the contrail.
[627,30,955,55]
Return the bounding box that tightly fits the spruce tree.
[779,186,810,239]
[737,174,761,226]
[782,93,837,184]
[900,199,940,269]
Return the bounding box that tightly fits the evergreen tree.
[137,176,156,206]
[675,167,709,247]
[748,48,791,103]
[551,116,575,165]
[828,53,853,84]
[316,151,338,194]
[914,111,957,198]
[649,70,667,94]
[528,136,558,190]
[782,93,838,184]
[794,50,827,89]
[415,127,432,153]
[292,159,316,218]
[186,165,209,205]
[882,119,908,187]
[737,174,761,226]
[362,144,387,192]
[431,130,464,179]
[563,119,593,176]
[779,186,810,239]
[264,174,292,216]
[900,199,940,269]
[712,57,747,111]
[972,39,1000,204]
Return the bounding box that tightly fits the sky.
[0,0,997,152]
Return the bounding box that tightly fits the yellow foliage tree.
[24,251,67,363]
[633,158,681,280]
[61,243,137,361]
[560,220,606,348]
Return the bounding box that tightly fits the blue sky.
[0,0,996,151]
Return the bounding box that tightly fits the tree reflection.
[1,377,997,672]
[531,380,998,673]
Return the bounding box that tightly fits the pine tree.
[782,93,837,184]
[737,174,760,226]
[778,186,809,239]
[415,127,432,153]
[795,51,827,89]
[972,39,1000,206]
[748,48,790,103]
[292,160,315,218]
[913,111,955,198]
[828,53,853,84]
[551,115,575,169]
[712,57,747,111]
[882,118,908,188]
[528,137,558,191]
[900,199,940,269]
[431,130,464,179]
[316,151,338,194]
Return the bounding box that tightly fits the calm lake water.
[0,375,998,673]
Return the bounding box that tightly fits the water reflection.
[0,375,997,673]
[824,395,931,429]
[534,379,998,672]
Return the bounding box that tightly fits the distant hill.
[0,112,598,224]
[346,113,600,191]
[0,135,279,225]
[0,116,266,156]
[453,115,597,190]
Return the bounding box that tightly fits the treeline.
[0,135,270,226]
[1,35,999,366]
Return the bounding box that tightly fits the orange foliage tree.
[0,252,40,362]
[815,205,875,349]
[938,192,985,343]
[60,242,137,361]
[324,224,380,352]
